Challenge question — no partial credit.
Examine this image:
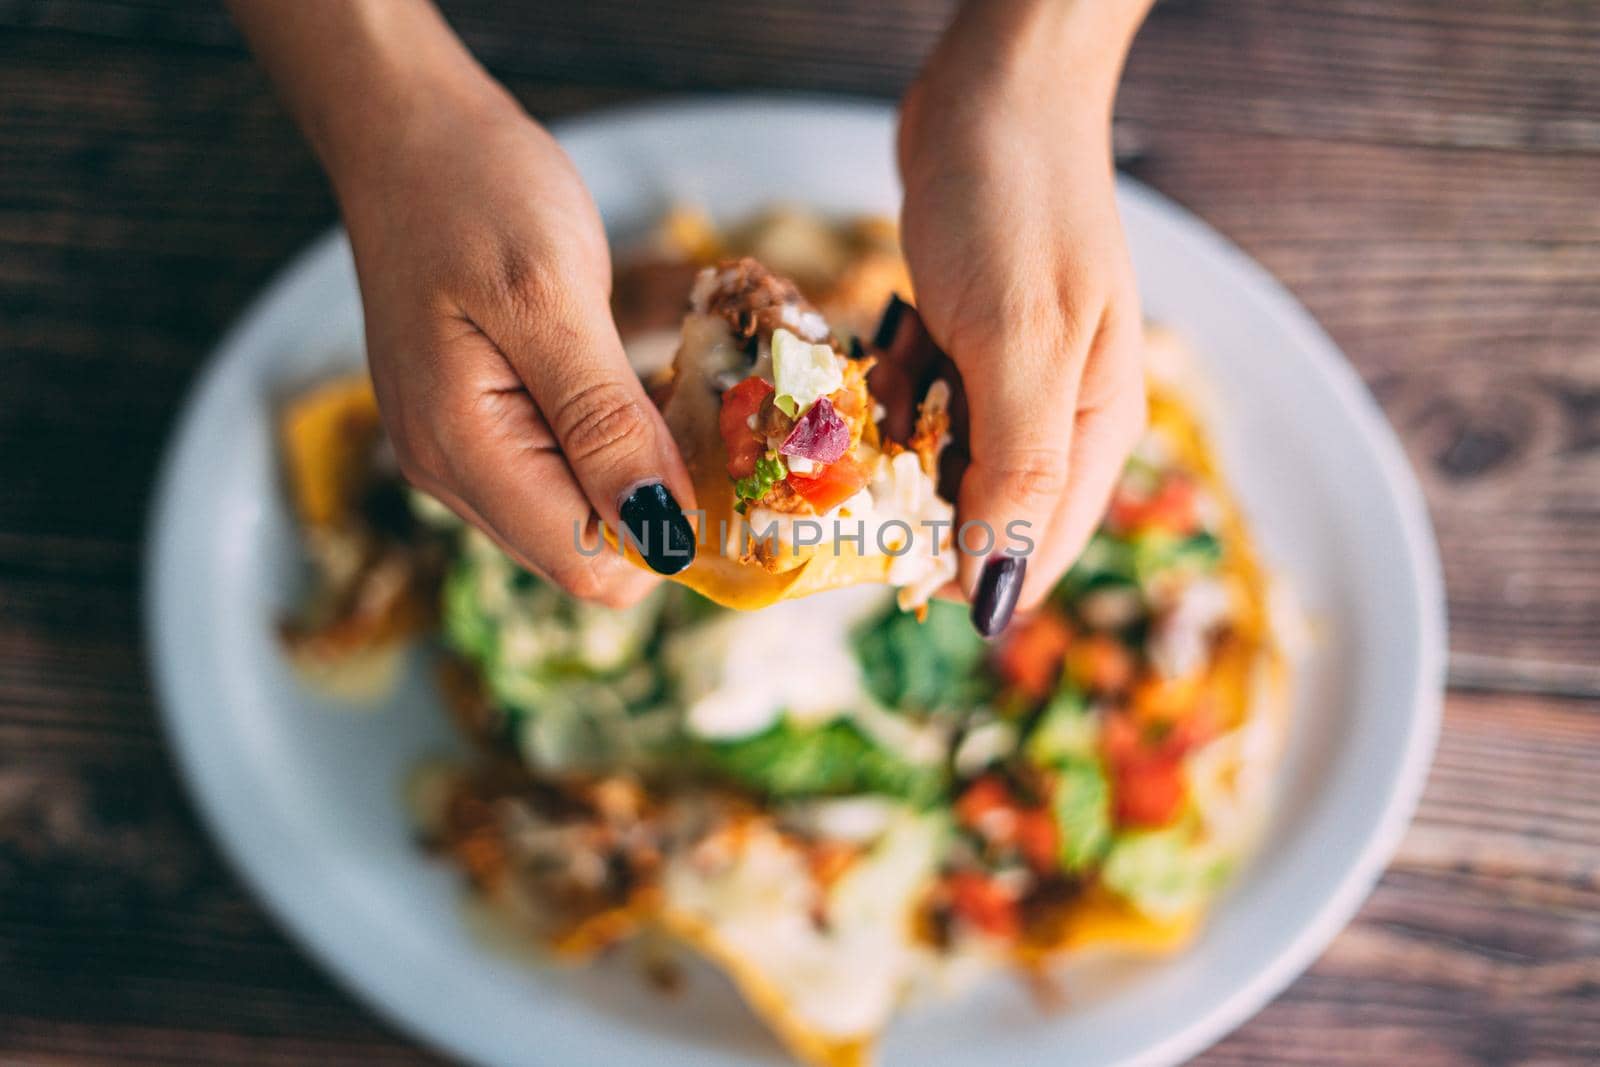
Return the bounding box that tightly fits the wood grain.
[0,0,1597,1064]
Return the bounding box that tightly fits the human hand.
[895,0,1153,634]
[230,0,696,606]
[338,88,698,607]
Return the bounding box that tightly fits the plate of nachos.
[147,99,1443,1067]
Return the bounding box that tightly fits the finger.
[952,331,1082,637]
[378,325,660,608]
[439,386,663,607]
[482,274,698,577]
[413,471,658,611]
[1043,318,1147,597]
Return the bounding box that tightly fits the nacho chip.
[637,258,956,611]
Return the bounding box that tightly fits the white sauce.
[1148,576,1233,679]
[745,448,957,611]
[664,810,946,1037]
[666,588,887,740]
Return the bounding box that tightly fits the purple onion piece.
[778,396,850,464]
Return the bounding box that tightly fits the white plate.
[146,98,1444,1067]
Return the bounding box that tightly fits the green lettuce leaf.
[701,718,945,803]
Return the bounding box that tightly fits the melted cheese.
[660,810,946,1062]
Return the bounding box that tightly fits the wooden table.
[2,1,1595,1062]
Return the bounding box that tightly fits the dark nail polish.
[971,555,1026,638]
[849,335,866,360]
[619,482,696,575]
[872,293,909,350]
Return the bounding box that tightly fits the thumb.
[491,282,699,577]
[954,353,1076,637]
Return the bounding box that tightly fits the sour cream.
[666,588,886,740]
[746,448,957,612]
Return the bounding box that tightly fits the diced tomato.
[946,871,1020,938]
[955,776,1013,828]
[1065,633,1135,696]
[1100,713,1139,764]
[1015,808,1060,872]
[957,776,1059,875]
[1109,474,1199,535]
[1102,711,1188,827]
[994,612,1073,700]
[1161,697,1219,757]
[787,452,869,512]
[1146,476,1199,535]
[719,376,774,479]
[1100,712,1144,766]
[1111,754,1186,827]
[1107,486,1149,531]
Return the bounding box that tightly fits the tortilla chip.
[656,906,876,1067]
[613,311,896,609]
[1029,889,1202,961]
[607,451,893,611]
[279,374,381,527]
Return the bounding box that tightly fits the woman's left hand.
[895,0,1153,635]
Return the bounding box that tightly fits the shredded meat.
[697,256,823,342]
[751,478,810,515]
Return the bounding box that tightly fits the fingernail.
[873,293,909,350]
[971,555,1026,638]
[618,482,696,575]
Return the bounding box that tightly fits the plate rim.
[144,93,1446,1067]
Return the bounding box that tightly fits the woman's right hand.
[339,80,703,609]
[231,1,697,607]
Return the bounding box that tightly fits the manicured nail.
[618,482,696,575]
[971,555,1026,638]
[872,293,909,350]
[849,335,867,360]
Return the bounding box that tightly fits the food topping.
[779,396,850,465]
[718,375,774,479]
[690,257,823,342]
[734,454,789,512]
[771,326,845,417]
[786,452,870,513]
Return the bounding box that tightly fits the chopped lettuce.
[442,549,497,663]
[1102,825,1232,921]
[852,599,993,715]
[701,718,946,803]
[771,327,843,417]
[1054,532,1138,605]
[733,453,787,511]
[1023,684,1097,765]
[439,530,670,767]
[1055,528,1221,606]
[1051,759,1112,873]
[1132,529,1222,583]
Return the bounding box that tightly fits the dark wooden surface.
[1,1,1596,1064]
